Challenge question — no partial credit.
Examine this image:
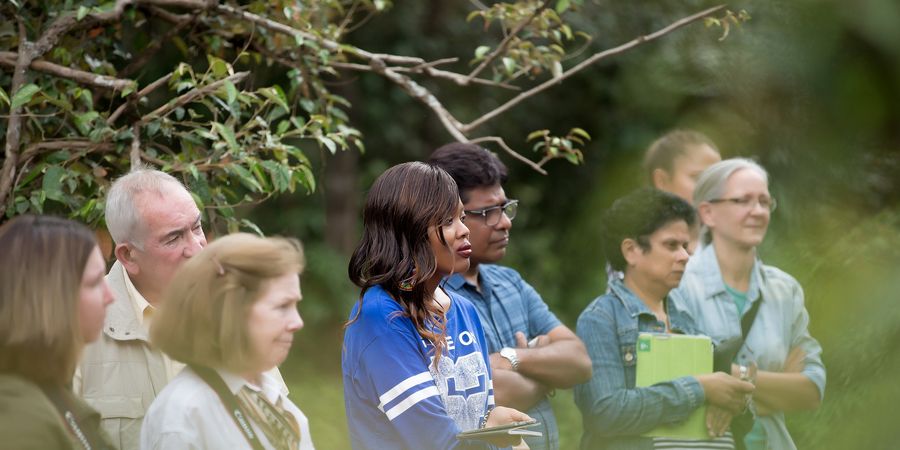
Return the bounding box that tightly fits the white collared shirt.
[140,367,314,450]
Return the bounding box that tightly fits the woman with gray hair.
[672,158,826,450]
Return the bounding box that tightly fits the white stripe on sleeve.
[378,372,434,411]
[383,386,441,421]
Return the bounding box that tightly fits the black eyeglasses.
[464,200,519,226]
[708,196,777,212]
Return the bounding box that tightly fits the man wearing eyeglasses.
[429,143,592,450]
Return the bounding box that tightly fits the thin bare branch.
[331,61,520,90]
[461,4,726,133]
[216,4,426,66]
[19,140,115,164]
[368,58,467,142]
[469,136,547,175]
[143,4,192,24]
[465,0,553,83]
[0,51,134,90]
[108,73,173,124]
[138,71,249,124]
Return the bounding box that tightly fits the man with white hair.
[75,167,285,449]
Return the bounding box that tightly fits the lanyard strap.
[190,365,266,450]
[39,385,111,450]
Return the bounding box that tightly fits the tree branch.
[0,51,135,90]
[331,61,520,90]
[138,71,249,124]
[465,0,553,83]
[368,59,468,142]
[0,20,33,210]
[108,72,173,124]
[461,4,726,133]
[469,136,547,175]
[130,123,142,168]
[19,140,115,164]
[216,4,426,66]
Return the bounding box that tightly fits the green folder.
[635,332,713,440]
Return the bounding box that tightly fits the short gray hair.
[104,165,189,247]
[693,158,769,246]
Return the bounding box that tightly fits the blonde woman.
[141,233,313,450]
[0,215,115,449]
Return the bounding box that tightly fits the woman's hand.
[705,404,733,437]
[483,406,533,448]
[696,372,755,414]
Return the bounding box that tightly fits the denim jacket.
[671,244,826,450]
[574,279,706,450]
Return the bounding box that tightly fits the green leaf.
[0,86,8,107]
[11,84,40,110]
[47,150,71,164]
[41,165,66,201]
[212,122,239,152]
[77,5,90,20]
[250,162,271,192]
[276,120,290,135]
[224,80,237,105]
[295,165,316,193]
[239,219,264,236]
[227,164,263,192]
[261,160,291,192]
[570,127,591,140]
[73,111,100,136]
[552,61,563,79]
[527,129,549,141]
[502,57,516,75]
[260,86,290,111]
[474,45,491,59]
[16,164,44,189]
[207,55,229,78]
[318,136,337,154]
[555,0,570,14]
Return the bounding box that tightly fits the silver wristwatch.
[499,347,519,371]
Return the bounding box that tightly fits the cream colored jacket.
[75,261,169,450]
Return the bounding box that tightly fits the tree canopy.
[0,0,738,231]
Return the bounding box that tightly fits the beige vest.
[76,261,167,450]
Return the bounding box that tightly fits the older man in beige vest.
[74,167,286,449]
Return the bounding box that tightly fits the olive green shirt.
[0,374,106,449]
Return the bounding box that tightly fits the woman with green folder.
[575,188,755,450]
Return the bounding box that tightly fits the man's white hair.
[104,165,191,248]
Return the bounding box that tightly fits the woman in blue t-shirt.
[342,161,531,450]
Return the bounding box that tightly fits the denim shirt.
[670,244,826,450]
[445,264,562,450]
[574,279,706,450]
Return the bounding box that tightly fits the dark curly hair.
[601,188,696,271]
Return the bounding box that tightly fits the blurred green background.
[261,0,900,448]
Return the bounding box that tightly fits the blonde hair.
[151,233,305,373]
[0,215,97,384]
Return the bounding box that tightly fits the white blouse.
[140,367,314,450]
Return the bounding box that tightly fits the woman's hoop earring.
[398,267,417,291]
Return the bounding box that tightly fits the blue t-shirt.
[342,284,498,450]
[445,265,562,450]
